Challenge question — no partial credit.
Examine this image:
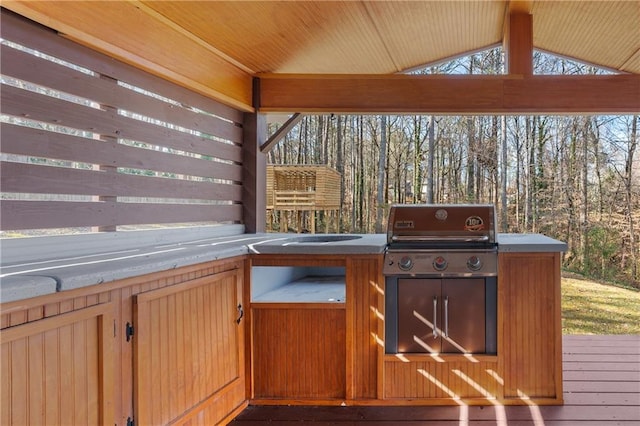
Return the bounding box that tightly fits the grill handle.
[433,296,438,339]
[444,296,449,338]
[391,235,490,243]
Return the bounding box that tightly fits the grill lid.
[386,204,496,246]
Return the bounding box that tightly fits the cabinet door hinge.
[126,417,134,426]
[125,322,134,342]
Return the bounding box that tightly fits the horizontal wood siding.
[1,200,242,230]
[134,269,245,425]
[0,11,244,231]
[0,303,115,426]
[252,306,346,399]
[499,252,562,400]
[1,161,242,200]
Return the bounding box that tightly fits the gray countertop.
[0,227,566,303]
[497,233,568,252]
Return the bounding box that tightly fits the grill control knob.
[398,256,413,271]
[467,255,482,271]
[433,256,448,271]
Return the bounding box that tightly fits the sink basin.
[287,235,363,244]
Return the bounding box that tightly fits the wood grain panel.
[134,268,245,425]
[346,256,381,399]
[252,306,346,399]
[251,254,346,267]
[503,75,640,113]
[0,44,244,144]
[0,12,247,231]
[258,74,505,113]
[1,85,243,176]
[1,3,253,111]
[0,10,245,121]
[1,161,242,201]
[499,252,562,400]
[0,303,115,426]
[384,358,499,400]
[258,74,640,114]
[1,123,242,177]
[504,13,533,75]
[1,200,242,230]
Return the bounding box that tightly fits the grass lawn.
[562,274,640,334]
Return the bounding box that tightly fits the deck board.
[232,335,640,425]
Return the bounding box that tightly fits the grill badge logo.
[395,220,414,229]
[465,216,484,231]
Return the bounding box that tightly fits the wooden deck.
[232,335,640,425]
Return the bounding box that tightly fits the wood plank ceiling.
[2,1,639,112]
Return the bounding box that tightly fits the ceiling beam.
[257,74,640,114]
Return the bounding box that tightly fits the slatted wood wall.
[0,10,244,231]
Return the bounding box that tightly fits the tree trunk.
[336,115,344,232]
[626,116,638,282]
[376,115,388,232]
[426,116,435,204]
[500,115,508,231]
[466,117,475,202]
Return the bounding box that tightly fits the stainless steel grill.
[383,204,498,277]
[384,204,498,354]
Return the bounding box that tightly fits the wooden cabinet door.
[499,253,562,400]
[133,268,245,425]
[1,303,115,426]
[252,305,346,400]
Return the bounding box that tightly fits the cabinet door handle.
[433,296,438,338]
[236,304,244,324]
[444,296,449,338]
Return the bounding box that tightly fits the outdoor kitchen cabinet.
[0,257,247,426]
[248,254,381,403]
[499,252,563,401]
[381,251,563,404]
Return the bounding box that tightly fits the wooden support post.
[242,113,267,233]
[311,211,316,234]
[504,12,533,75]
